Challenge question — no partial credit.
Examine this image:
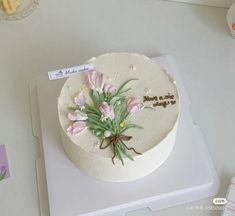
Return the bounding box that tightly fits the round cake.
[58,53,179,182]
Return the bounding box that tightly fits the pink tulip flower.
[74,92,86,107]
[99,102,115,120]
[67,121,87,136]
[85,71,105,93]
[67,112,88,121]
[103,83,116,95]
[126,97,144,114]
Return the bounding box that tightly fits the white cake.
[58,53,179,182]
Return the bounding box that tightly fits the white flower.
[104,130,111,138]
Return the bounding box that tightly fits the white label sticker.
[48,63,94,80]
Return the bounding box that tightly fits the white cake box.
[30,55,219,216]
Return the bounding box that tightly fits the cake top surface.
[58,53,179,160]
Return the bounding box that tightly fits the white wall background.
[167,0,235,8]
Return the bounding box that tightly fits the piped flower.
[99,102,115,120]
[67,111,88,121]
[85,71,105,93]
[126,97,144,114]
[74,92,86,107]
[103,83,116,95]
[1,166,6,173]
[67,121,87,136]
[104,130,111,138]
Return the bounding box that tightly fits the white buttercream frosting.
[58,53,179,182]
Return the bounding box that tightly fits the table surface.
[0,1,235,216]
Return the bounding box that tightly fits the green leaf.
[144,106,155,110]
[86,112,101,120]
[114,102,126,125]
[124,152,134,161]
[119,124,143,134]
[85,105,100,115]
[118,87,132,95]
[0,170,7,181]
[89,90,101,108]
[98,92,104,102]
[86,124,106,137]
[115,78,138,96]
[68,106,77,111]
[115,143,124,165]
[85,110,99,118]
[87,118,109,130]
[87,114,100,122]
[106,120,115,133]
[109,97,118,105]
[119,113,129,124]
[119,141,134,161]
[105,93,115,103]
[109,96,125,106]
[111,120,118,133]
[87,124,104,132]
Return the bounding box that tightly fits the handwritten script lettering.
[143,93,176,108]
[48,63,94,80]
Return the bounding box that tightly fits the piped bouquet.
[67,71,150,165]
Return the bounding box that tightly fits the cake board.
[29,55,219,216]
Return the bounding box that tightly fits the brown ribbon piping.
[99,135,142,164]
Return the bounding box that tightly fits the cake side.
[60,119,178,182]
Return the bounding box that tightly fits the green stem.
[87,119,109,130]
[85,106,100,115]
[120,113,129,123]
[0,170,7,181]
[115,142,124,165]
[114,78,138,96]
